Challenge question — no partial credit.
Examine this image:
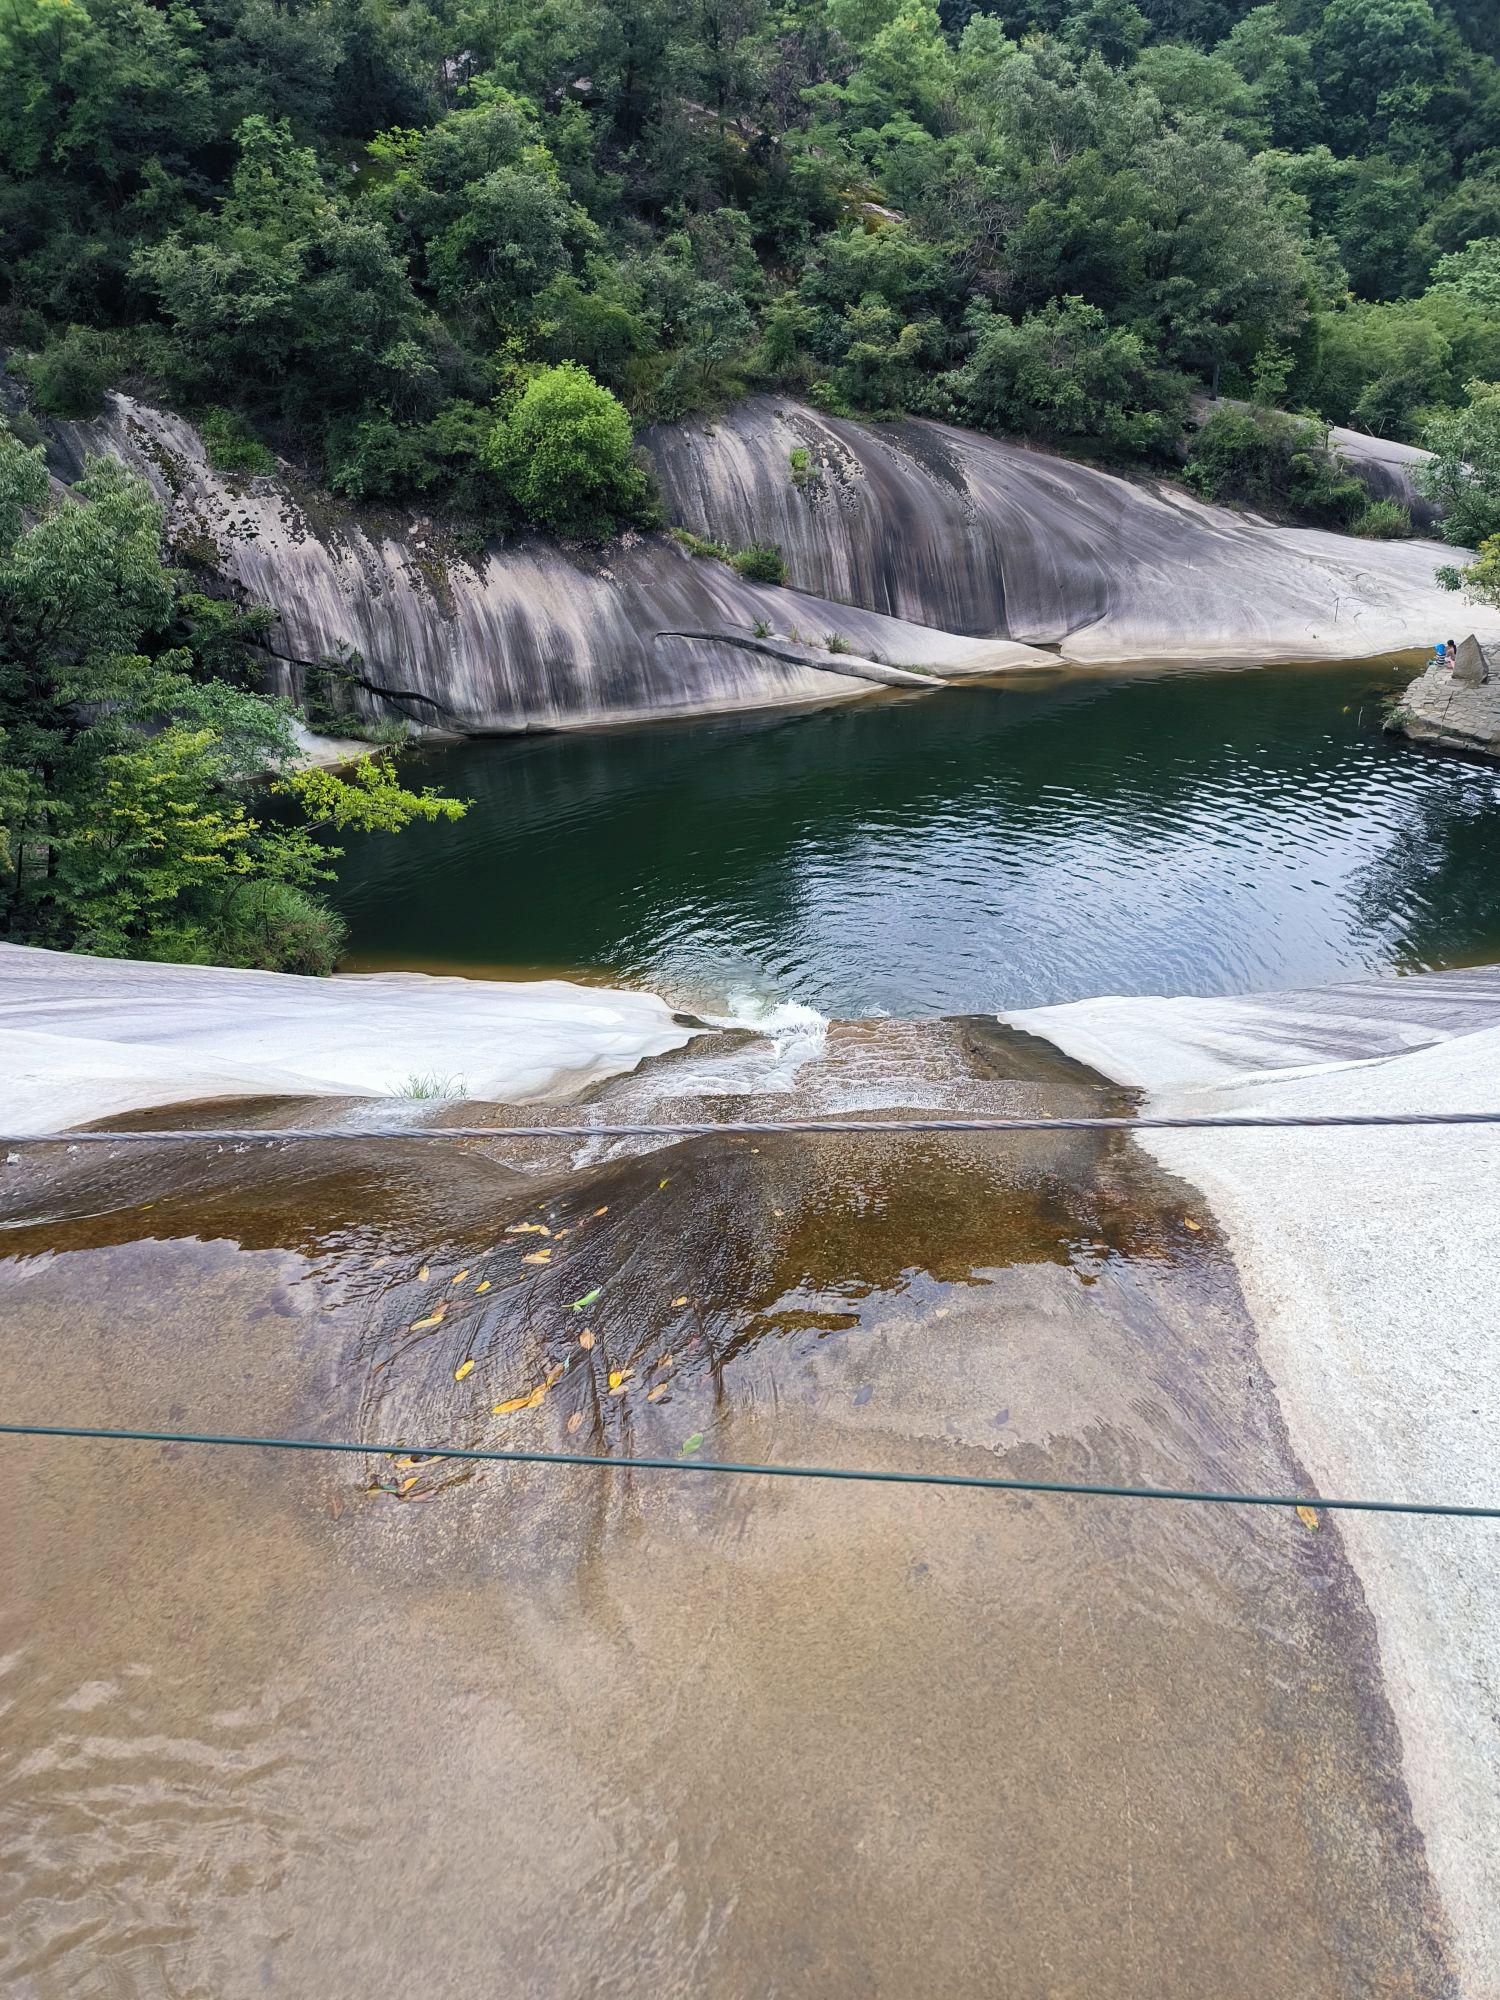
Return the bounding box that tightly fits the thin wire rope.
[2,1422,1496,1521]
[6,1112,1500,1145]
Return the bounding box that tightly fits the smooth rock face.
[1395,637,1500,757]
[1327,422,1442,530]
[1007,966,1500,1998]
[646,398,1500,664]
[39,389,1500,736]
[42,393,1047,733]
[0,941,702,1132]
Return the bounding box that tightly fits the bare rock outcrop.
[32,386,1500,733]
[645,398,1500,666]
[1390,634,1500,758]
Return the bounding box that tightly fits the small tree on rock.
[483,363,653,537]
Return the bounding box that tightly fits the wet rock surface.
[0,1018,1456,1998]
[1009,965,1500,1995]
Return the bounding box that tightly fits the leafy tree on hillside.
[1420,381,1500,548]
[0,426,463,968]
[482,363,655,535]
[134,117,439,427]
[950,296,1189,453]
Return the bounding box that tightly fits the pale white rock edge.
[1006,968,1500,2000]
[0,942,701,1133]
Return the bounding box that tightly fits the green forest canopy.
[3,0,1499,524]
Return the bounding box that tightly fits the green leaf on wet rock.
[570,1288,601,1311]
[680,1433,704,1457]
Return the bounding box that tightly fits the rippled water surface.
[333,660,1500,1011]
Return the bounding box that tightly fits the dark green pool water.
[331,660,1500,1016]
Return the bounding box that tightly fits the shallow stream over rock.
[8,658,1499,1996]
[0,1015,1458,1997]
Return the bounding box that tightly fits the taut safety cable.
[2,1422,1497,1521]
[6,1111,1500,1144]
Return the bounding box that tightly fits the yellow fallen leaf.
[505,1222,551,1236]
[1296,1505,1320,1531]
[659,1178,670,1189]
[475,1280,491,1294]
[522,1249,552,1265]
[418,1265,431,1282]
[399,1476,419,1494]
[454,1358,475,1381]
[1183,1218,1202,1232]
[594,1206,608,1216]
[492,1393,534,1415]
[452,1268,470,1284]
[566,1411,585,1435]
[410,1305,447,1330]
[545,1362,565,1388]
[608,1369,628,1390]
[578,1328,595,1349]
[672,1296,689,1307]
[772,1208,784,1218]
[648,1384,669,1402]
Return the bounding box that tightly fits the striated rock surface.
[646,397,1498,664]
[33,388,1500,734]
[0,941,703,1132]
[41,393,1046,734]
[1394,636,1500,758]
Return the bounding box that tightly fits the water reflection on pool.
[332,659,1500,1015]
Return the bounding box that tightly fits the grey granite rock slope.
[37,388,1500,734]
[42,393,1045,733]
[645,397,1500,663]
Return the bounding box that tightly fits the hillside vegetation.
[3,0,1499,535]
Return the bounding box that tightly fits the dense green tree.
[0,426,462,967]
[950,296,1189,452]
[2,0,1496,520]
[1419,381,1500,547]
[482,362,654,534]
[1217,7,1323,149]
[1184,405,1367,524]
[135,117,438,426]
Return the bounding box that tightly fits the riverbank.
[0,984,1469,1997]
[1007,968,1500,1997]
[1392,639,1500,760]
